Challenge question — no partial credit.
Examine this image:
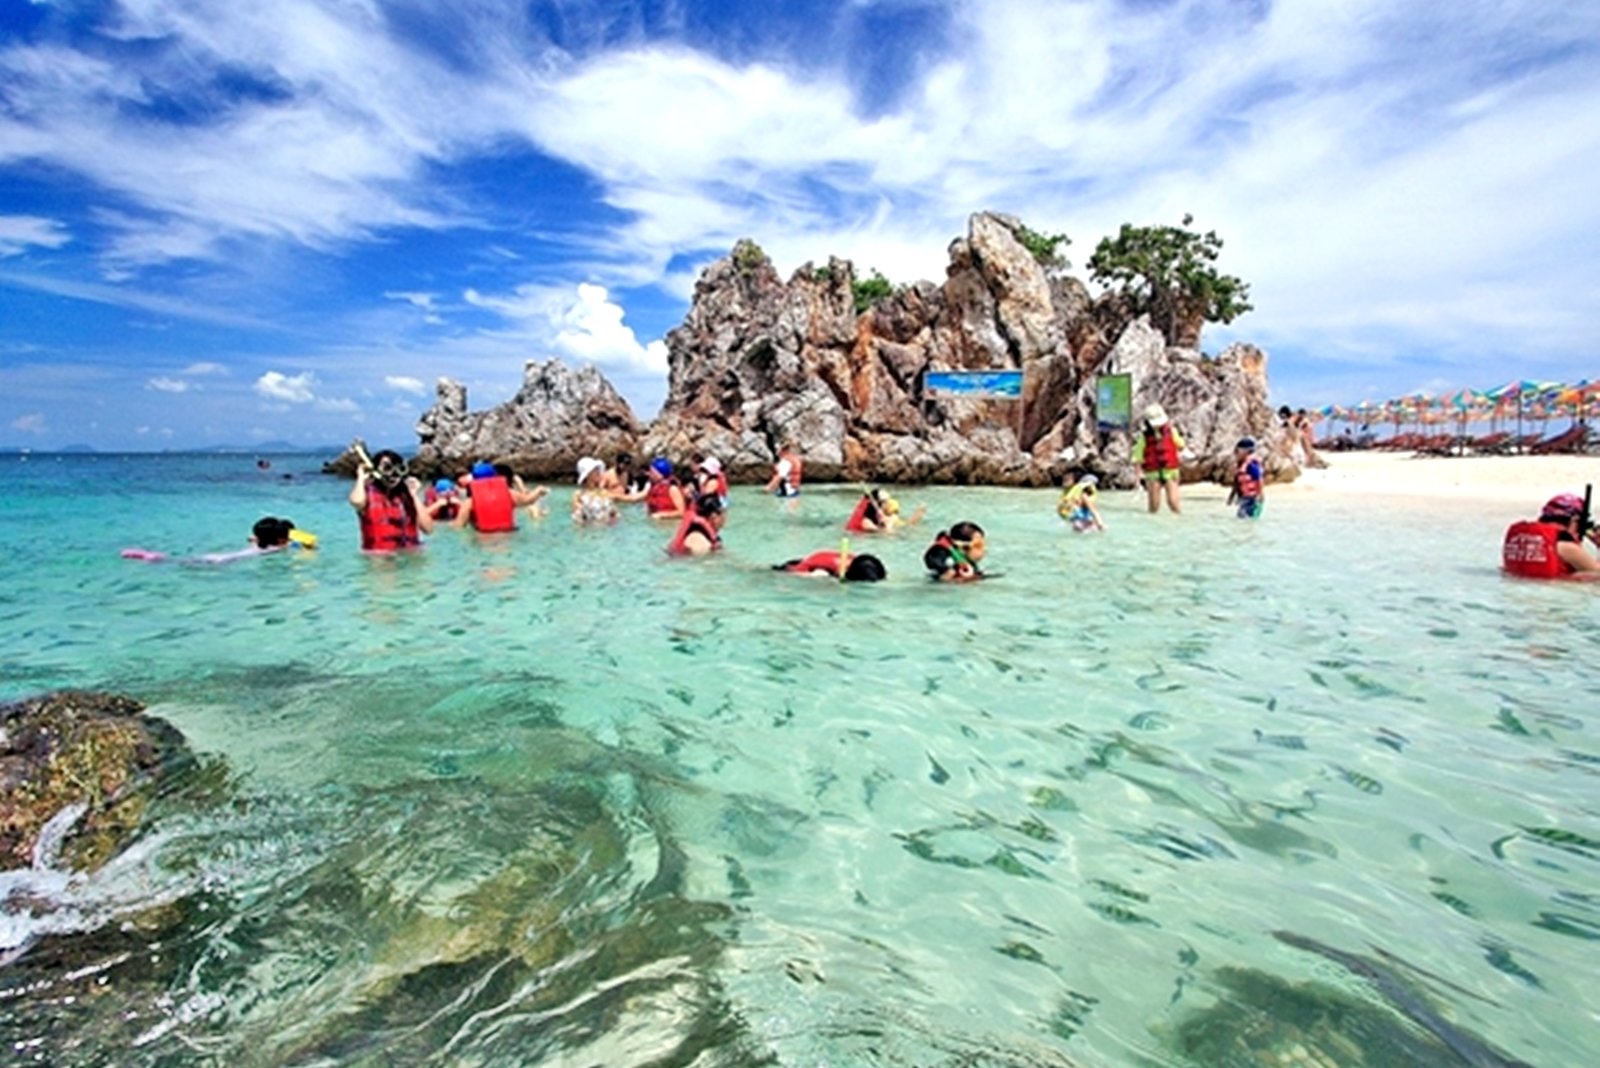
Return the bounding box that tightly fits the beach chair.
[1468,431,1511,455]
[1531,426,1589,454]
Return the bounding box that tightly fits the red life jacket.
[1502,520,1571,579]
[360,486,421,552]
[786,550,843,576]
[1141,426,1180,471]
[469,475,515,533]
[645,479,679,516]
[1235,455,1263,498]
[844,495,882,533]
[666,509,721,556]
[424,487,458,522]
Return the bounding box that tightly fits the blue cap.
[471,461,496,479]
[651,457,673,477]
[434,478,454,493]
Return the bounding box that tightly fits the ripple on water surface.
[0,457,1594,1066]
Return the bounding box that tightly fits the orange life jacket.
[424,486,458,522]
[1502,520,1571,579]
[1235,455,1263,498]
[786,550,843,576]
[1141,426,1180,471]
[360,486,421,552]
[844,495,883,533]
[666,508,721,556]
[469,475,515,533]
[646,479,680,515]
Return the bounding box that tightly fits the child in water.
[1228,438,1264,519]
[923,521,986,582]
[775,548,887,581]
[1057,474,1106,532]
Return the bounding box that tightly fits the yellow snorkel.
[839,537,850,582]
[288,529,318,549]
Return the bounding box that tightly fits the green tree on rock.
[1087,216,1252,349]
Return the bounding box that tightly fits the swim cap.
[651,457,673,477]
[1236,437,1256,450]
[1076,473,1098,487]
[471,461,496,479]
[434,478,455,494]
[1542,493,1585,520]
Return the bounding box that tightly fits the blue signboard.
[924,370,1024,398]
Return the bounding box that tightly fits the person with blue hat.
[1228,437,1265,519]
[644,456,686,519]
[424,477,461,522]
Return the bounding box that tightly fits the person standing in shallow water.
[350,449,433,551]
[1228,438,1265,520]
[765,443,802,498]
[1132,403,1184,514]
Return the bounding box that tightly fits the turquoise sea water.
[1,453,1596,1067]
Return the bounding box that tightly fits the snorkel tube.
[1584,484,1595,547]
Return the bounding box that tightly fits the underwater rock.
[0,690,193,872]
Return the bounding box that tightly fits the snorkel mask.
[373,456,408,489]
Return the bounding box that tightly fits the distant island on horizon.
[0,442,344,455]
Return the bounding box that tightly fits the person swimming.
[776,549,886,581]
[924,521,986,582]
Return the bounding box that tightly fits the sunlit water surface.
[0,453,1595,1067]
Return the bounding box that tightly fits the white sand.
[1275,449,1598,506]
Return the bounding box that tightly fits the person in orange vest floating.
[776,548,886,581]
[349,449,433,551]
[1228,438,1265,519]
[1502,493,1600,580]
[1132,404,1185,514]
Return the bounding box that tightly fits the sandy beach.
[1274,448,1598,506]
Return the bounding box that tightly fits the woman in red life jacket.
[923,521,986,582]
[1228,438,1265,520]
[776,550,886,581]
[696,455,731,507]
[666,492,724,556]
[349,449,432,552]
[1132,403,1185,514]
[845,489,889,533]
[1502,493,1600,579]
[644,457,687,519]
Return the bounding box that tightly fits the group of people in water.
[343,443,1001,583]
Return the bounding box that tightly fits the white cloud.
[146,375,191,393]
[0,215,69,257]
[463,281,667,375]
[384,375,426,395]
[10,412,46,434]
[254,370,317,403]
[182,361,226,375]
[551,283,669,375]
[315,396,360,413]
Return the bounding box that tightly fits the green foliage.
[852,269,894,314]
[733,240,766,275]
[1016,224,1070,269]
[812,265,833,282]
[1087,217,1253,347]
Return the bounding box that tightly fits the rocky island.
[337,211,1289,487]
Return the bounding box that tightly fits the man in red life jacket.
[1132,403,1185,514]
[1502,493,1600,579]
[1228,438,1265,519]
[349,449,433,551]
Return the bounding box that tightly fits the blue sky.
[2,0,1597,449]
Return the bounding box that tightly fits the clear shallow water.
[0,453,1596,1066]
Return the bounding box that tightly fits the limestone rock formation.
[353,211,1285,488]
[642,211,1284,487]
[0,691,193,872]
[409,360,641,481]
